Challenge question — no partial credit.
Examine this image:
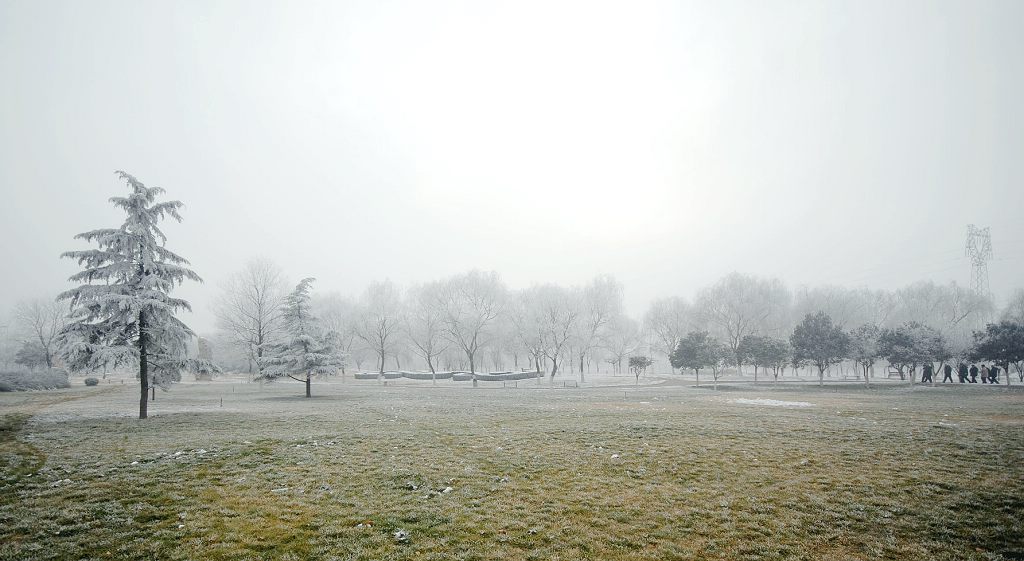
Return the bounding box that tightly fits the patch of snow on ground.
[731,398,814,408]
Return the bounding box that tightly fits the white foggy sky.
[1,0,1022,334]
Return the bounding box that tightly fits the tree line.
[206,262,1023,388]
[3,172,1023,418]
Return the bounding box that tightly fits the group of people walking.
[919,363,1002,384]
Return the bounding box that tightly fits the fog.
[1,0,1022,334]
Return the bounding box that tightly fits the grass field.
[1,375,1022,560]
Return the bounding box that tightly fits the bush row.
[353,370,543,382]
[0,369,71,392]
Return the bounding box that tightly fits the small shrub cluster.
[84,377,100,386]
[0,368,71,391]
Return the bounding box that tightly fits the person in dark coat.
[990,365,1000,384]
[942,364,954,383]
[922,364,934,383]
[969,364,979,383]
[958,363,969,383]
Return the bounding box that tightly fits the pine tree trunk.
[305,373,311,398]
[138,311,149,420]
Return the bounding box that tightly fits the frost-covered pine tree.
[57,171,214,419]
[259,278,344,397]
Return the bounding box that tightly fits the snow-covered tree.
[526,284,581,381]
[572,275,623,381]
[792,285,872,330]
[1001,289,1024,325]
[508,290,546,374]
[13,297,69,369]
[697,273,791,374]
[891,281,991,357]
[601,316,641,374]
[314,292,361,375]
[437,270,506,380]
[258,278,343,397]
[57,171,213,419]
[213,258,288,378]
[0,320,16,370]
[403,281,448,380]
[14,341,49,368]
[642,296,693,370]
[354,280,402,378]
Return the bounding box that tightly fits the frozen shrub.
[84,377,100,387]
[0,369,70,391]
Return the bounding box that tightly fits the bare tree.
[354,280,402,378]
[865,289,898,328]
[0,319,16,369]
[602,316,640,374]
[437,271,506,383]
[793,285,871,330]
[509,290,546,376]
[314,292,360,376]
[213,259,288,379]
[696,273,790,375]
[892,281,992,358]
[573,275,623,382]
[642,296,692,371]
[14,297,70,369]
[403,281,449,381]
[1003,289,1024,324]
[526,284,581,381]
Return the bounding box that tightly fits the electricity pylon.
[965,224,992,300]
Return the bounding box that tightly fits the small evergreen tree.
[628,355,652,385]
[259,278,344,397]
[878,322,944,385]
[57,171,213,419]
[790,312,850,387]
[670,330,722,387]
[759,337,791,384]
[14,341,49,369]
[737,334,769,382]
[849,324,881,388]
[971,321,1024,386]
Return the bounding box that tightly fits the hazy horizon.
[2,0,1022,334]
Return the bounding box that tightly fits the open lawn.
[1,376,1022,560]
